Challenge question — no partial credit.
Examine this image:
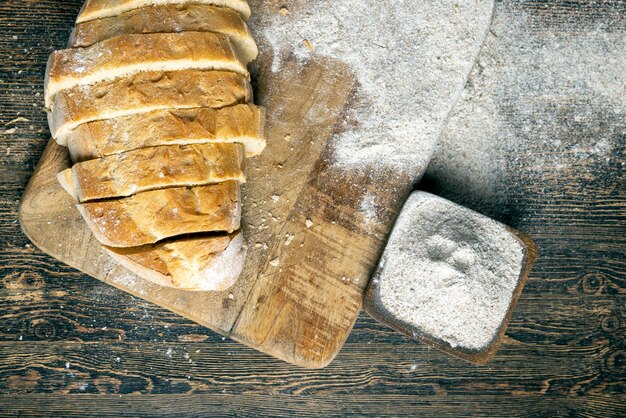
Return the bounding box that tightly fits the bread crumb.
[271,195,280,202]
[269,258,280,267]
[303,39,314,50]
[278,6,289,16]
[6,117,29,125]
[284,234,294,246]
[3,128,17,134]
[283,134,291,142]
[305,219,313,228]
[227,293,234,300]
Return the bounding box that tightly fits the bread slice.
[45,32,248,108]
[66,104,265,162]
[77,181,241,247]
[69,4,258,63]
[76,0,251,23]
[58,143,246,202]
[105,232,246,291]
[49,70,252,145]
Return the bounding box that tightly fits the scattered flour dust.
[426,2,624,213]
[359,194,379,224]
[251,0,494,174]
[375,192,525,351]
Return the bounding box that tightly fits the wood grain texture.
[2,0,625,416]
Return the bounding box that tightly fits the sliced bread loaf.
[58,143,246,202]
[70,4,258,63]
[49,70,252,145]
[105,232,246,291]
[77,181,241,247]
[76,0,251,23]
[66,104,265,161]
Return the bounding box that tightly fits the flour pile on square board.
[365,191,536,363]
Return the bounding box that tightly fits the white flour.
[249,0,494,175]
[375,192,525,350]
[426,2,624,214]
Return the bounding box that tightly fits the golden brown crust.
[76,0,251,23]
[104,232,246,291]
[59,143,246,202]
[66,104,265,161]
[51,1,260,290]
[45,31,248,108]
[69,4,258,63]
[77,181,241,247]
[49,70,252,144]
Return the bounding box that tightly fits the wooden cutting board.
[19,51,414,368]
[19,0,493,367]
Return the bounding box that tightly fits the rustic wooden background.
[1,0,624,416]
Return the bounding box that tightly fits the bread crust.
[104,232,246,291]
[58,143,246,202]
[76,0,251,23]
[45,31,248,108]
[78,181,241,247]
[70,4,258,63]
[66,104,265,161]
[49,70,252,145]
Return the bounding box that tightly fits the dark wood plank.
[0,394,622,417]
[0,0,624,416]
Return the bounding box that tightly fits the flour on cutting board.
[250,0,494,175]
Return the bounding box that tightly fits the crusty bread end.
[105,232,246,291]
[56,168,78,200]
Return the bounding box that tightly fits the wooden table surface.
[1,1,624,416]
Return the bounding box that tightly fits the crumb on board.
[284,234,294,246]
[6,117,29,125]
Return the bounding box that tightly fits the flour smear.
[426,1,625,214]
[250,0,494,175]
